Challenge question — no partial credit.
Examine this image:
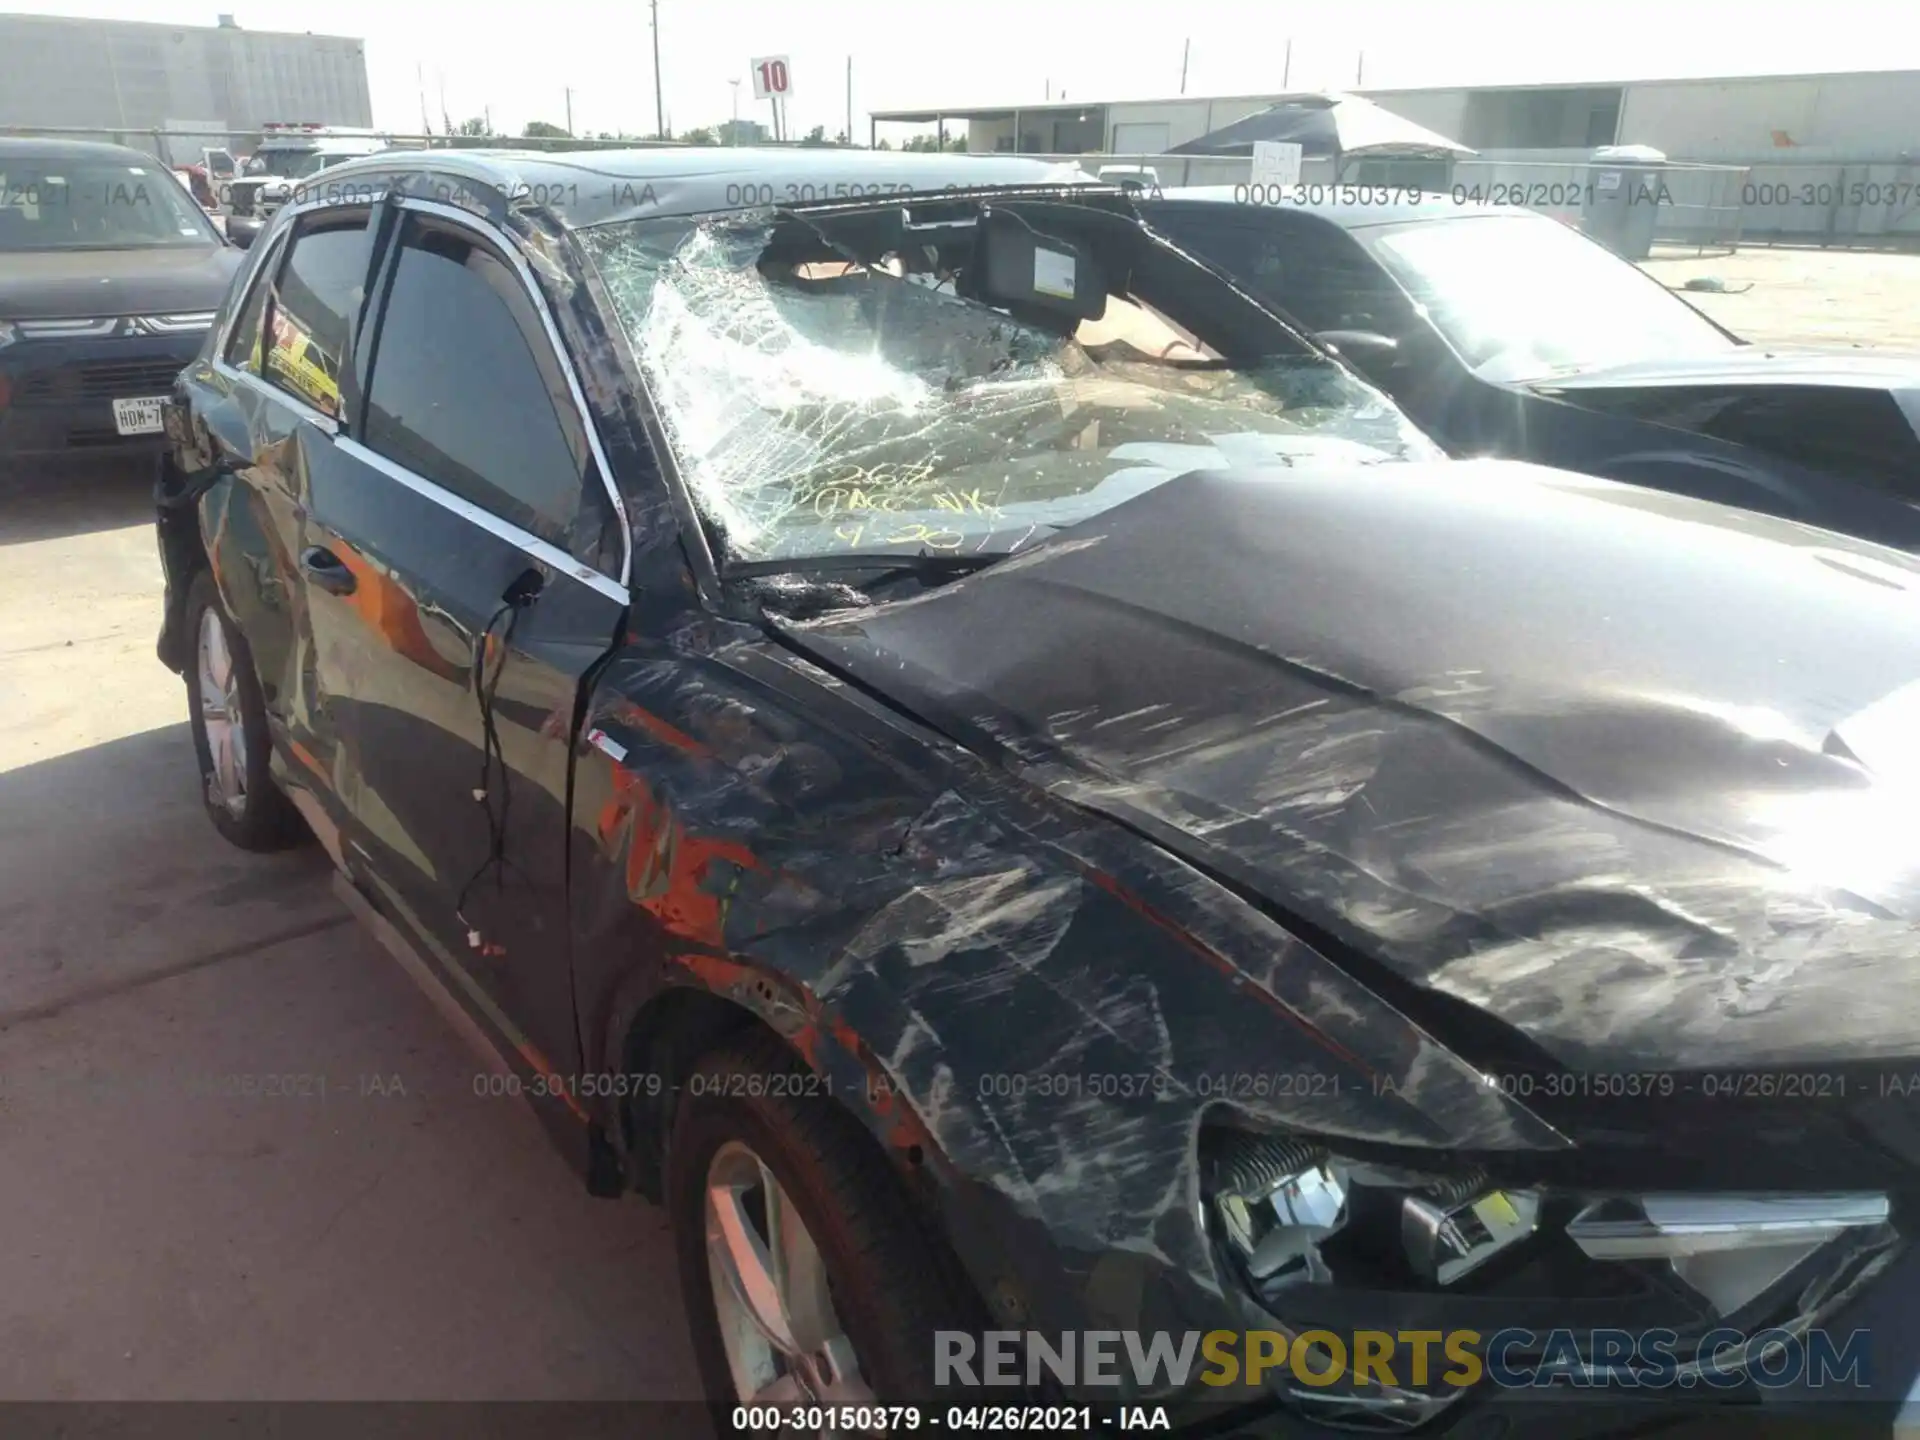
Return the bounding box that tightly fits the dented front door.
[304,204,627,1086]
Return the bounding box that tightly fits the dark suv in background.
[0,137,239,471]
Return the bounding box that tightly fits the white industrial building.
[0,12,373,139]
[873,69,1920,245]
[872,68,1920,165]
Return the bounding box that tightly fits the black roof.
[0,136,170,163]
[296,145,1099,230]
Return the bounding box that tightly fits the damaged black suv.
[156,147,1920,1436]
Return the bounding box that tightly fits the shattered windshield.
[581,201,1438,568]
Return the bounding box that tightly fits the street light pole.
[650,0,666,138]
[728,78,740,144]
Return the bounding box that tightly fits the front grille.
[73,359,182,399]
[11,359,183,404]
[67,425,139,448]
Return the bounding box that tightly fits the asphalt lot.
[3,243,1918,1432]
[1641,244,1920,349]
[0,461,704,1419]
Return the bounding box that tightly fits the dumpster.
[1582,144,1667,260]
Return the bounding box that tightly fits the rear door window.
[257,210,371,420]
[222,234,284,375]
[362,214,603,559]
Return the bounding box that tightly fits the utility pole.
[565,87,573,136]
[484,104,491,136]
[1356,51,1365,86]
[650,0,666,137]
[846,55,853,146]
[1180,38,1190,95]
[728,78,740,143]
[1283,38,1293,89]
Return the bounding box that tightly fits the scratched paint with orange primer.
[596,762,757,949]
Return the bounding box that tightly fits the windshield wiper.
[724,549,1006,582]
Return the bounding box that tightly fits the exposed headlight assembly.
[1200,1121,1896,1429]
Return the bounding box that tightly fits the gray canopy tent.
[1166,91,1474,180]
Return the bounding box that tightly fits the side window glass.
[260,212,370,421]
[363,218,599,555]
[1167,213,1406,336]
[221,236,282,375]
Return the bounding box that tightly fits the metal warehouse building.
[875,68,1920,246]
[0,11,372,136]
[874,68,1920,166]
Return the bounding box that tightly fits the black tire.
[182,568,306,851]
[667,1030,980,1430]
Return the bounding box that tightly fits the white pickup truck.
[223,124,391,245]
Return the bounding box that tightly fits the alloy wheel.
[705,1139,878,1429]
[196,604,249,818]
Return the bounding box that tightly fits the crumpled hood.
[784,459,1920,1071]
[0,244,239,321]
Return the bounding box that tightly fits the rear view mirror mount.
[1315,329,1399,365]
[960,208,1107,322]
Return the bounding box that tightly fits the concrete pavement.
[0,462,702,1412]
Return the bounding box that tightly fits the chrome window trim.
[333,434,628,605]
[384,195,633,590]
[211,356,339,437]
[207,357,622,604]
[216,189,634,594]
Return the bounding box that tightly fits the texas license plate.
[112,396,167,436]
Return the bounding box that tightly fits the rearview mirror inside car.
[964,209,1108,322]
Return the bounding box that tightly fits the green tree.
[523,120,571,139]
[455,116,489,137]
[681,126,719,146]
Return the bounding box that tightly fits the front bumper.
[224,214,267,248]
[1201,1237,1918,1439]
[0,331,204,460]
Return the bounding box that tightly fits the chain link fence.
[1728,159,1920,249]
[1016,151,1750,254]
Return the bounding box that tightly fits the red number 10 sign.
[750,55,792,100]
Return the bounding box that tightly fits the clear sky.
[10,0,1918,140]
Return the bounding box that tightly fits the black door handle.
[300,546,356,595]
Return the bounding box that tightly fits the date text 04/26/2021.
[731,1405,1171,1431]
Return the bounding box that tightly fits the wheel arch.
[607,962,1014,1332]
[155,452,226,673]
